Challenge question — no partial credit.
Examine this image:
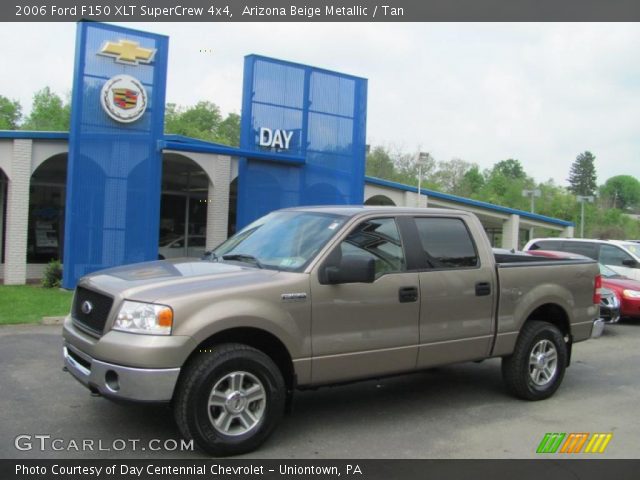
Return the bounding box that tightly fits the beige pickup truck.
[63,207,602,455]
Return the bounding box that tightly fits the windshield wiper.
[222,254,264,269]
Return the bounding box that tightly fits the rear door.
[410,216,496,368]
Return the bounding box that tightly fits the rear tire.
[174,343,285,456]
[502,321,567,400]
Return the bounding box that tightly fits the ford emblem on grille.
[81,301,94,315]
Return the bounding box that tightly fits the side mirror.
[320,255,375,285]
[622,259,639,268]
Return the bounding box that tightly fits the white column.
[501,214,520,250]
[4,139,32,284]
[560,226,574,238]
[205,155,231,249]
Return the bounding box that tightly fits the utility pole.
[576,195,595,238]
[416,152,430,208]
[522,189,541,240]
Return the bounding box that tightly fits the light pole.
[522,189,541,240]
[576,195,595,238]
[416,151,430,208]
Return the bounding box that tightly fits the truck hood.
[79,259,280,302]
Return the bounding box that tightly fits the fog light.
[105,370,119,392]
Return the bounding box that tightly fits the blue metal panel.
[237,55,368,229]
[63,22,168,289]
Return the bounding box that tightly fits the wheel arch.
[182,327,296,395]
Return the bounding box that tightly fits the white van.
[523,238,640,281]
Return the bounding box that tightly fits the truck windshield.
[211,211,347,272]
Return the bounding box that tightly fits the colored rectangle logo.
[537,433,612,454]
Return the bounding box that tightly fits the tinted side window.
[340,218,406,277]
[529,240,563,251]
[561,241,598,260]
[599,245,634,267]
[414,217,478,269]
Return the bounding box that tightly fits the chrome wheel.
[529,339,558,386]
[207,371,267,436]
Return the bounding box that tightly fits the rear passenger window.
[414,217,478,269]
[559,241,598,260]
[599,245,634,267]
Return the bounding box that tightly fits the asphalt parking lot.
[1,322,639,459]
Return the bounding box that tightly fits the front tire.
[174,343,285,456]
[502,321,567,400]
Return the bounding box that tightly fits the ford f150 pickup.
[63,207,602,455]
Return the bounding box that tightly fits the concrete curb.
[42,316,65,325]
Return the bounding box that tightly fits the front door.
[310,217,420,384]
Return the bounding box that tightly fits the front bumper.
[63,343,180,402]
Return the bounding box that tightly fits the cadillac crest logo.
[100,74,147,123]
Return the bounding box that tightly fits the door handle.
[475,282,491,296]
[399,286,418,303]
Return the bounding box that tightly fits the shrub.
[42,259,62,288]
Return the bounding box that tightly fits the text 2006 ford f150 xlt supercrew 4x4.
[63,207,602,455]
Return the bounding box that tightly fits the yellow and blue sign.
[63,23,168,289]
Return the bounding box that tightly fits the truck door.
[411,216,495,368]
[310,217,420,384]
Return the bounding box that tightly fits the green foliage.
[432,158,473,195]
[22,87,70,131]
[364,144,639,240]
[491,159,527,180]
[0,95,22,129]
[366,146,395,179]
[458,165,485,197]
[165,101,240,146]
[600,175,640,211]
[42,259,63,288]
[568,151,598,196]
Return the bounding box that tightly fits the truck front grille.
[72,287,114,336]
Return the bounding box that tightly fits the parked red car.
[529,250,640,319]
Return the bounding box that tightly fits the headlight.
[623,289,640,299]
[113,301,173,335]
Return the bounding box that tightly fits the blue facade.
[237,55,368,230]
[63,23,168,288]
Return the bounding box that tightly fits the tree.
[366,146,395,179]
[432,158,473,195]
[567,151,597,196]
[217,112,240,146]
[0,95,22,129]
[165,101,239,145]
[22,87,70,131]
[458,165,485,197]
[601,175,640,210]
[492,159,527,180]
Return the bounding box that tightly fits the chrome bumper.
[591,318,605,339]
[63,343,180,402]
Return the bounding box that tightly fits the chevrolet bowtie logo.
[98,40,156,66]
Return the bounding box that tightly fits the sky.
[1,22,639,186]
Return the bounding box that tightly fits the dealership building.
[0,23,574,286]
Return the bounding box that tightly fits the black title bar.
[3,459,640,480]
[3,0,640,22]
